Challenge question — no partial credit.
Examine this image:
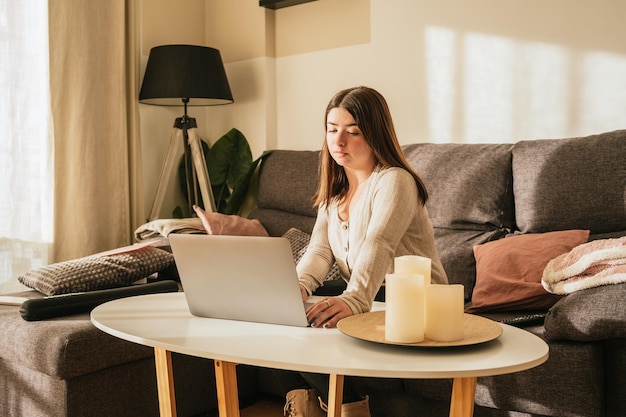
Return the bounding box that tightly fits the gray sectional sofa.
[1,129,625,417]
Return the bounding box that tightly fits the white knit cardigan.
[297,166,448,314]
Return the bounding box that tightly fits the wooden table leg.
[154,348,177,417]
[214,360,240,417]
[449,377,477,417]
[327,374,344,417]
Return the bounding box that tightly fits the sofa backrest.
[249,150,319,236]
[403,143,516,297]
[249,130,626,299]
[403,143,515,231]
[512,130,626,238]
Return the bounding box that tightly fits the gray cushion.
[512,130,626,234]
[18,246,174,296]
[256,150,320,218]
[248,208,316,237]
[0,303,151,378]
[475,339,605,417]
[544,282,626,341]
[403,143,515,231]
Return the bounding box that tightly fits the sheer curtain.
[0,1,53,294]
[1,0,143,294]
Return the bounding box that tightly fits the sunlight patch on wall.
[463,32,516,142]
[513,42,569,139]
[579,52,626,135]
[425,26,626,143]
[425,27,457,143]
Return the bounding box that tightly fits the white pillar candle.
[385,273,425,343]
[424,284,465,342]
[394,255,431,285]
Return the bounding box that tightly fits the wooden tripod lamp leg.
[187,127,217,213]
[149,127,185,221]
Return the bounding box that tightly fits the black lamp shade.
[139,45,233,106]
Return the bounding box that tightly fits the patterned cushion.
[18,246,174,296]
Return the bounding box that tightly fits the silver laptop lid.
[169,233,308,327]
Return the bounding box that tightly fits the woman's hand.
[300,285,309,301]
[306,297,352,328]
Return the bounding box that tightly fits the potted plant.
[176,128,271,217]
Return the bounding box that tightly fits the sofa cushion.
[250,149,320,237]
[475,337,605,417]
[193,205,268,236]
[256,150,320,219]
[248,208,316,237]
[18,246,175,296]
[544,282,626,342]
[0,299,152,379]
[512,129,626,234]
[403,143,515,231]
[467,229,589,313]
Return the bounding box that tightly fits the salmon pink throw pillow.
[466,229,589,313]
[193,205,268,236]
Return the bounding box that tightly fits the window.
[0,1,53,293]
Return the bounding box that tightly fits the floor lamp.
[139,44,234,220]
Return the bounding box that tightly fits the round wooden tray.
[337,311,503,347]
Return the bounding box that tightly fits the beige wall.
[269,0,626,149]
[205,0,626,150]
[139,0,626,218]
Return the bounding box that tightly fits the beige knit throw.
[134,218,206,241]
[542,236,626,295]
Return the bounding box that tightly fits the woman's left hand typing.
[306,297,352,328]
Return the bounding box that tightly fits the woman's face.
[326,107,374,172]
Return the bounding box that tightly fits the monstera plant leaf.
[177,128,271,216]
[223,149,273,215]
[207,128,253,213]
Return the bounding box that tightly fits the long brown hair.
[314,86,428,208]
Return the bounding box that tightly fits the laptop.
[168,233,310,327]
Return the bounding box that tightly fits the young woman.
[280,86,448,417]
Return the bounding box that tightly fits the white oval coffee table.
[91,292,548,417]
